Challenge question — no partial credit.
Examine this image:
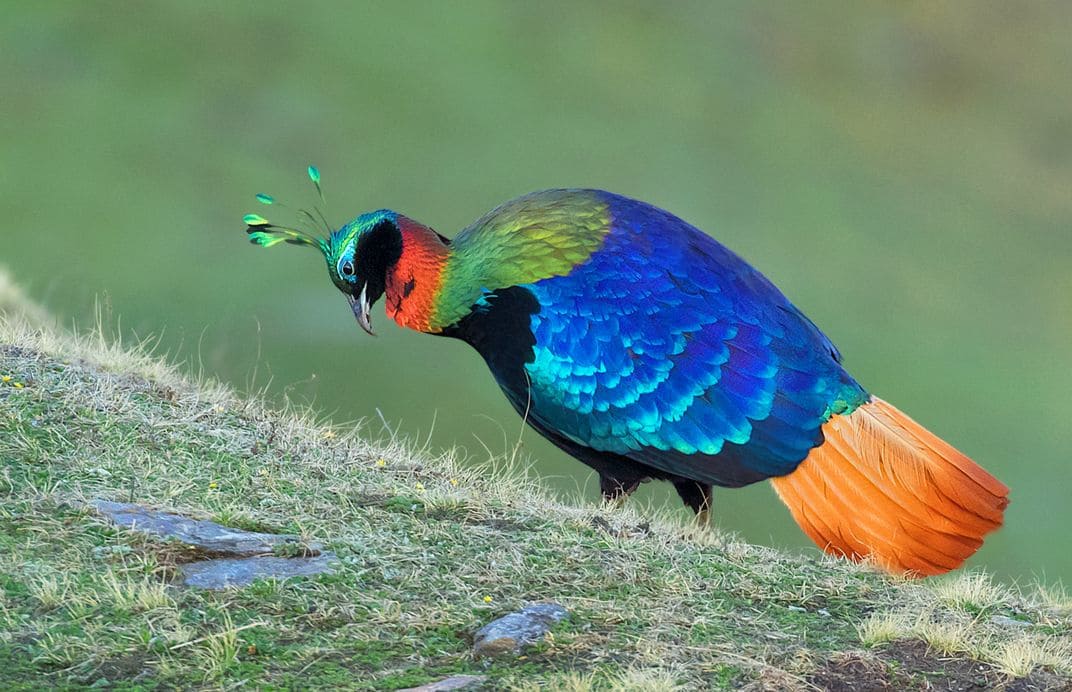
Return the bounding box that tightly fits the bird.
[245,168,1009,577]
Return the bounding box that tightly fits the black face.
[334,217,404,336]
[351,219,403,306]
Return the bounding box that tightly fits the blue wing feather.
[519,192,867,487]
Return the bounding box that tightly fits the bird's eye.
[341,260,355,277]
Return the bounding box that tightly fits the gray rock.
[398,675,487,691]
[472,602,568,658]
[990,615,1032,629]
[180,554,336,589]
[91,500,319,556]
[91,499,334,590]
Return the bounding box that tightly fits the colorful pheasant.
[245,168,1009,576]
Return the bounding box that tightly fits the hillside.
[1,275,1070,690]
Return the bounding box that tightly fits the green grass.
[1,276,1070,690]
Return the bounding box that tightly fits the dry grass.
[1034,582,1072,615]
[995,635,1072,678]
[931,572,1011,611]
[90,572,176,614]
[857,596,1072,678]
[510,667,688,692]
[1,271,1070,690]
[25,572,72,611]
[856,611,909,647]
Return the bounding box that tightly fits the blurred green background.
[3,2,1069,583]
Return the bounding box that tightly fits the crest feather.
[242,166,332,257]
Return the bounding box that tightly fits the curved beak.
[348,283,375,336]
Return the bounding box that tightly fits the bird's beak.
[348,283,375,336]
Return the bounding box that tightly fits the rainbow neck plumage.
[382,217,451,333]
[380,190,612,334]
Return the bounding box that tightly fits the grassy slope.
[1,277,1070,691]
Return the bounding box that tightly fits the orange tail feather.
[771,397,1009,577]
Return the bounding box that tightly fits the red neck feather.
[384,217,450,333]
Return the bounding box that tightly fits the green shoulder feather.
[433,190,610,327]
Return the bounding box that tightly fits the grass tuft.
[92,572,175,613]
[1033,581,1072,615]
[931,571,1009,613]
[188,615,254,681]
[509,667,686,692]
[26,572,72,611]
[994,634,1072,677]
[856,611,909,647]
[914,615,974,656]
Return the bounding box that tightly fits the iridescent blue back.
[519,192,868,487]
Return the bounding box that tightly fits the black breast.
[439,286,540,403]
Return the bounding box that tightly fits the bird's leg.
[599,475,642,509]
[673,480,713,528]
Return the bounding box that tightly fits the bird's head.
[323,210,402,335]
[244,167,447,335]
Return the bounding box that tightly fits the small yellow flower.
[13,383,23,389]
[449,478,459,487]
[322,430,337,439]
[1,375,10,383]
[208,481,219,490]
[375,458,387,468]
[483,595,493,604]
[414,482,425,492]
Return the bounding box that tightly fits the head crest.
[243,165,332,257]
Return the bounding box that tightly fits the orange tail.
[771,397,1009,577]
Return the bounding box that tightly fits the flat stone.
[398,675,487,691]
[180,554,336,589]
[990,615,1032,629]
[91,500,319,556]
[472,602,568,658]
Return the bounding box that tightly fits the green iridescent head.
[323,210,400,291]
